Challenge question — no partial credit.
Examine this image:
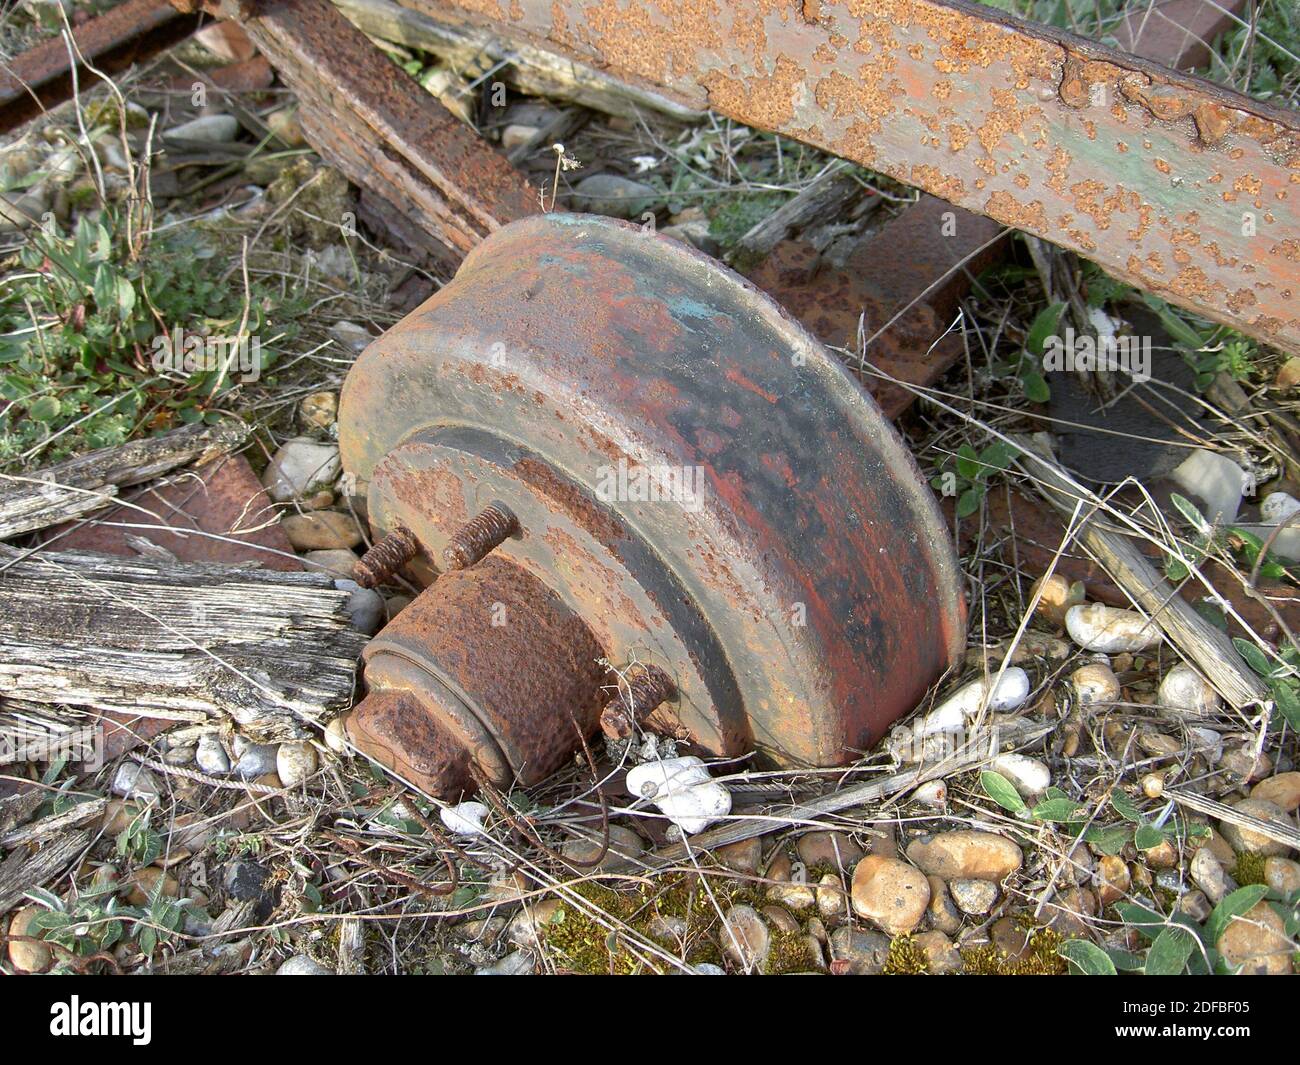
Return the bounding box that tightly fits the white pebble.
[275,954,334,975]
[1158,663,1221,715]
[990,753,1051,797]
[1260,492,1300,525]
[1065,603,1161,653]
[914,667,1030,739]
[1188,727,1224,764]
[164,114,240,144]
[195,733,230,775]
[111,763,160,802]
[324,714,351,755]
[441,800,490,836]
[626,756,731,835]
[912,780,948,808]
[276,742,318,787]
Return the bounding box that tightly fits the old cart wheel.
[338,213,965,797]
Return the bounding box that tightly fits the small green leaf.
[1115,901,1168,942]
[956,444,980,481]
[1059,939,1116,975]
[1111,791,1144,823]
[979,440,1019,472]
[1232,637,1274,677]
[28,395,60,422]
[1026,301,1067,356]
[1032,796,1084,822]
[956,487,982,519]
[1134,824,1164,850]
[1204,885,1270,948]
[1169,493,1211,537]
[981,770,1027,813]
[1145,926,1196,975]
[1085,823,1134,855]
[1020,370,1051,403]
[1273,682,1300,731]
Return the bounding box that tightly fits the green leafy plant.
[931,440,1019,519]
[0,205,299,465]
[980,777,1207,856]
[23,874,190,968]
[1233,637,1300,731]
[114,807,161,866]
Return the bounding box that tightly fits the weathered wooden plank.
[333,0,704,121]
[0,547,368,736]
[0,797,107,849]
[241,0,537,259]
[0,420,247,541]
[1112,0,1248,72]
[0,830,90,913]
[414,0,1300,353]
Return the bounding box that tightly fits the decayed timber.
[0,419,247,541]
[0,547,368,735]
[332,0,703,121]
[1112,0,1248,72]
[240,0,536,259]
[415,0,1300,354]
[0,829,90,913]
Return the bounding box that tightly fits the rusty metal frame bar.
[238,0,536,256]
[399,0,1298,354]
[0,0,197,130]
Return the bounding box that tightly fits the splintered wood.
[0,547,367,737]
[0,419,247,541]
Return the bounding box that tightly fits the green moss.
[959,926,1068,975]
[763,927,816,975]
[1233,852,1267,886]
[883,935,931,975]
[539,875,749,974]
[266,158,353,247]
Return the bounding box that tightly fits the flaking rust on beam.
[238,0,535,257]
[416,0,1300,354]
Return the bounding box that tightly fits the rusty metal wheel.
[338,213,965,797]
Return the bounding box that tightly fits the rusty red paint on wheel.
[339,213,965,781]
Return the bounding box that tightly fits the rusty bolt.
[353,525,421,588]
[442,503,519,571]
[600,664,676,741]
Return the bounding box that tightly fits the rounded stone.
[1251,772,1300,813]
[720,904,770,973]
[1219,798,1291,857]
[850,855,930,935]
[906,830,1023,880]
[1216,902,1293,975]
[949,877,998,915]
[7,905,51,973]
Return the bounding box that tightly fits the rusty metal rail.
[408,0,1298,354]
[0,0,196,129]
[239,0,536,256]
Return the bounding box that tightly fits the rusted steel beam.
[410,0,1299,354]
[1112,0,1248,72]
[0,0,196,131]
[236,0,536,257]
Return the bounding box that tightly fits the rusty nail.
[353,525,421,588]
[442,503,519,571]
[600,663,676,740]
